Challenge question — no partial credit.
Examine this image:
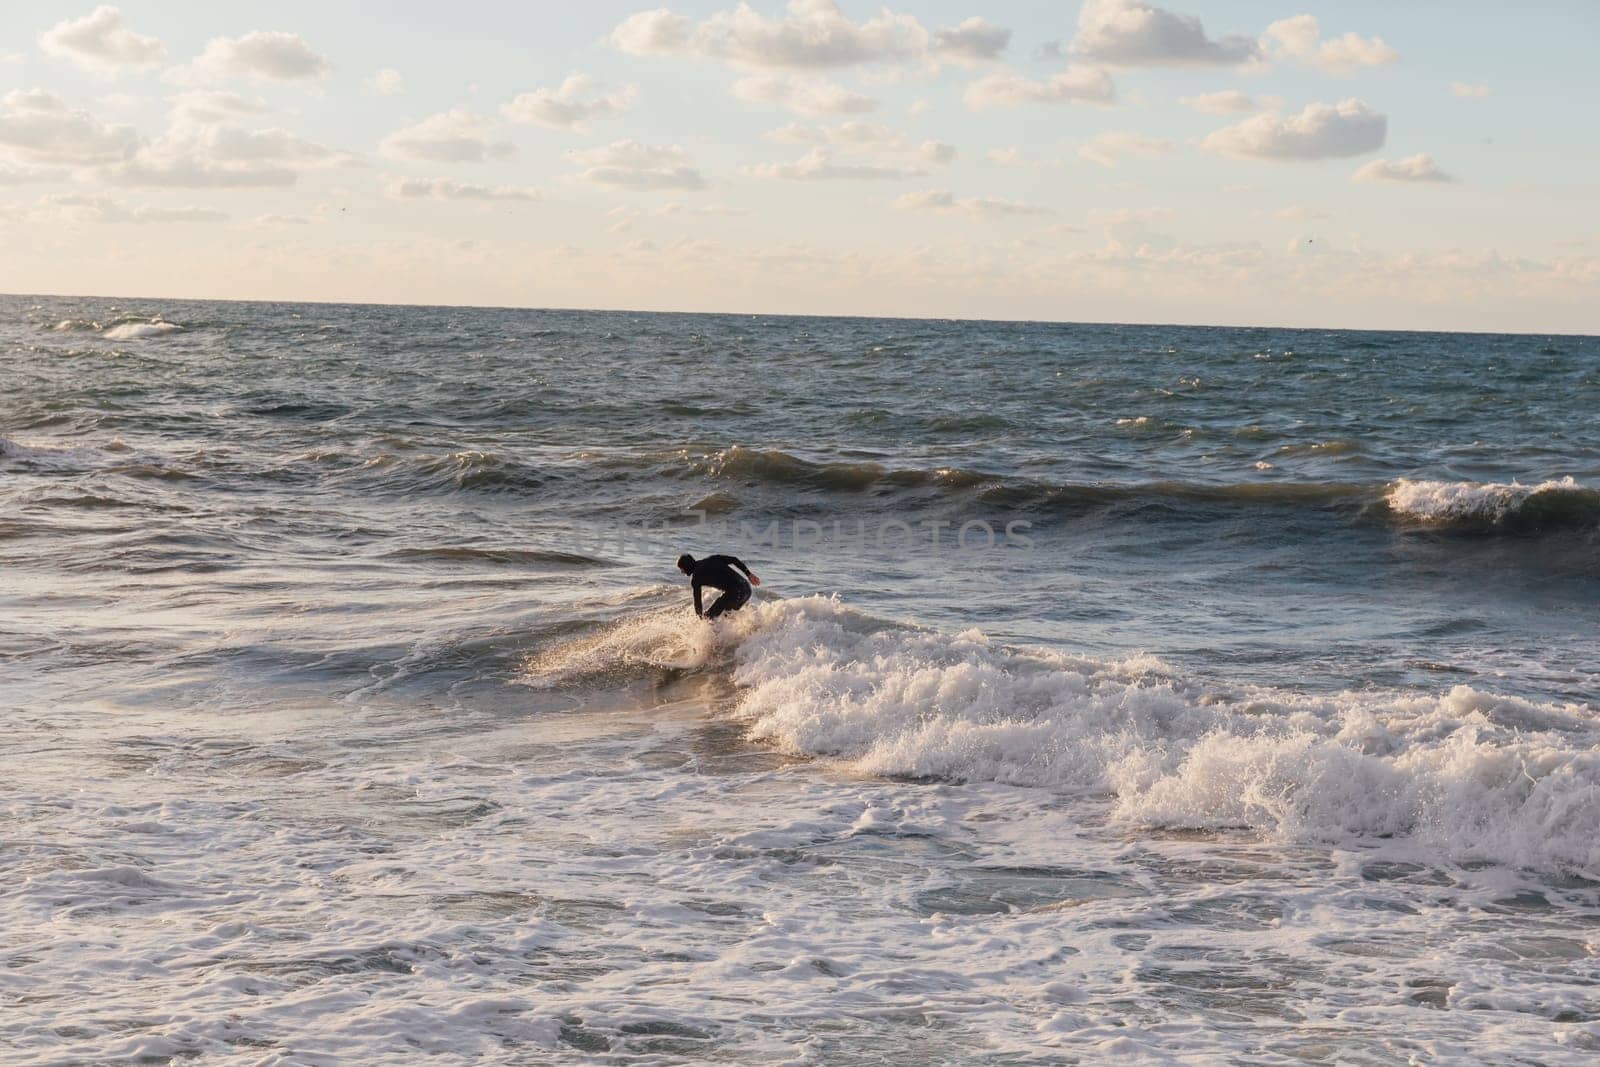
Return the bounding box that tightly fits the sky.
[1,1,1596,332]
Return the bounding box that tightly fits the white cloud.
[103,125,349,188]
[1352,153,1456,184]
[1178,90,1261,115]
[611,1,931,70]
[502,75,636,131]
[386,176,542,201]
[659,201,747,217]
[765,121,953,165]
[732,75,876,116]
[1276,204,1329,221]
[1078,131,1175,168]
[986,146,1059,169]
[766,120,896,146]
[0,164,65,185]
[893,189,1051,221]
[168,90,271,126]
[1073,0,1259,67]
[40,5,165,73]
[0,89,138,165]
[608,9,693,55]
[745,147,924,181]
[34,191,226,224]
[932,17,1010,65]
[379,110,514,163]
[1201,99,1386,161]
[1451,82,1491,99]
[367,68,404,95]
[170,30,331,84]
[567,140,707,191]
[964,67,1114,109]
[1262,16,1397,74]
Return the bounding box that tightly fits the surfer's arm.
[729,556,761,586]
[692,580,704,616]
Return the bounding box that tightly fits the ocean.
[3,293,1598,1064]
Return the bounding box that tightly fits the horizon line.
[4,289,1596,341]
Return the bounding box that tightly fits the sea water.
[3,295,1598,1063]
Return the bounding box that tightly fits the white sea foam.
[1386,475,1592,523]
[713,596,1600,877]
[103,319,184,341]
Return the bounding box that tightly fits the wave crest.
[103,319,184,341]
[1386,477,1600,530]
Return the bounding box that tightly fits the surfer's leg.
[705,585,749,619]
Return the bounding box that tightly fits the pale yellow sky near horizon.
[2,1,1597,333]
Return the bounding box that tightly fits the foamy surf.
[576,596,1600,878]
[103,319,184,341]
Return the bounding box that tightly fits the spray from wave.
[524,595,1600,877]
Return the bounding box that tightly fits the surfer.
[677,553,760,619]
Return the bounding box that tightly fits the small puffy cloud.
[964,66,1114,109]
[1201,99,1386,161]
[1073,0,1259,67]
[170,30,331,84]
[386,176,542,201]
[609,9,694,55]
[933,17,1010,64]
[1451,82,1491,99]
[567,140,707,191]
[732,75,876,116]
[1276,204,1329,221]
[40,5,165,73]
[1078,131,1175,168]
[1179,90,1261,115]
[1352,153,1456,184]
[1262,16,1396,74]
[36,192,226,224]
[366,68,404,95]
[168,90,271,126]
[893,188,1051,221]
[502,75,636,131]
[745,147,924,181]
[0,89,138,165]
[610,1,928,70]
[379,110,514,163]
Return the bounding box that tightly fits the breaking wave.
[524,596,1600,877]
[103,319,184,341]
[1386,477,1600,531]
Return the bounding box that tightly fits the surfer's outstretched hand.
[750,574,761,586]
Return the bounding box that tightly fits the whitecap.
[717,595,1600,878]
[103,319,185,341]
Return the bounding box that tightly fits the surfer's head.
[676,553,696,575]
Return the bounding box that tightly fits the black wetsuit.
[689,555,753,618]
